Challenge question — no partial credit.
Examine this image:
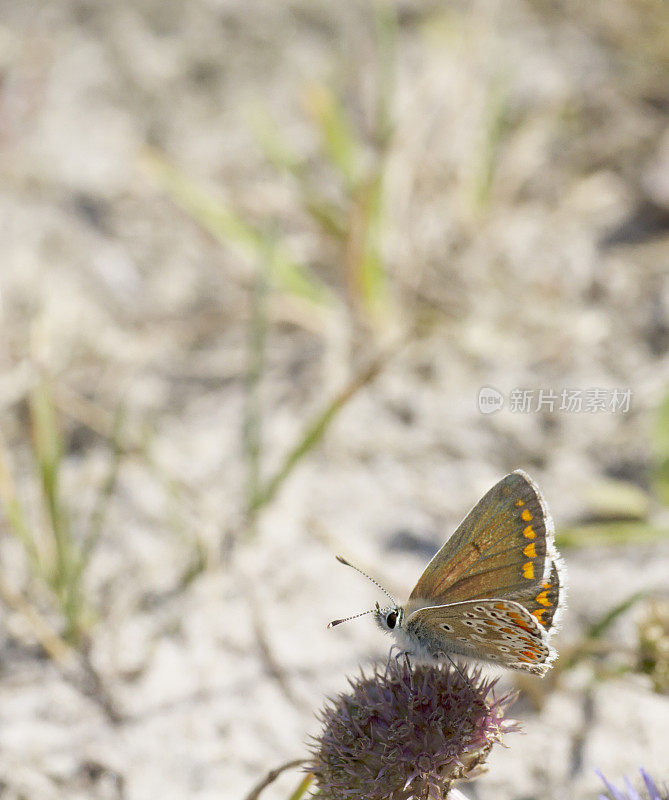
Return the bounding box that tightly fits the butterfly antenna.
[334,555,397,604]
[327,604,379,629]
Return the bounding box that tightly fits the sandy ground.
[0,1,668,799]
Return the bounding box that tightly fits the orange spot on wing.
[510,614,531,632]
[523,542,537,558]
[522,649,538,660]
[535,590,551,607]
[522,561,535,580]
[515,499,525,506]
[542,581,551,589]
[521,508,533,522]
[523,525,536,539]
[532,609,547,624]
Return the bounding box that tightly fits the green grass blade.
[373,0,398,148]
[29,380,89,643]
[29,380,69,590]
[580,479,650,521]
[354,174,388,318]
[244,265,268,526]
[653,387,669,505]
[249,351,391,515]
[305,84,361,188]
[556,521,669,548]
[654,388,669,456]
[78,404,126,577]
[587,591,647,640]
[0,434,42,572]
[247,105,304,175]
[142,150,333,306]
[250,105,350,242]
[562,591,648,671]
[178,537,208,589]
[303,196,348,241]
[470,77,511,214]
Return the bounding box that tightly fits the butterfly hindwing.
[404,598,554,675]
[409,471,554,605]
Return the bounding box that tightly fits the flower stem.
[288,773,314,800]
[243,759,306,800]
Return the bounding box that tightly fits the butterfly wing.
[409,470,554,605]
[506,558,566,632]
[404,599,555,675]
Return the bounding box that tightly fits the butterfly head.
[375,603,404,632]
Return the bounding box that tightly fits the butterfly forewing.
[507,559,563,632]
[404,599,554,675]
[409,471,553,605]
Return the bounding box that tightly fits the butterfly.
[329,470,566,675]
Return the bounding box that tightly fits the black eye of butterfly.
[386,611,397,629]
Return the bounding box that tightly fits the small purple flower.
[309,660,519,800]
[597,768,668,800]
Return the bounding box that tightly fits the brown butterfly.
[329,470,566,675]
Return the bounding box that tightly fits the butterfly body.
[333,470,566,676]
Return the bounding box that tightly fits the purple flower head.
[597,768,669,800]
[310,660,519,800]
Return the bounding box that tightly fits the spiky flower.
[597,768,669,800]
[310,660,518,800]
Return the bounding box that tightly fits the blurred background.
[1,1,668,799]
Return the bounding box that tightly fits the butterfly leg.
[390,648,413,688]
[384,644,401,677]
[403,651,414,689]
